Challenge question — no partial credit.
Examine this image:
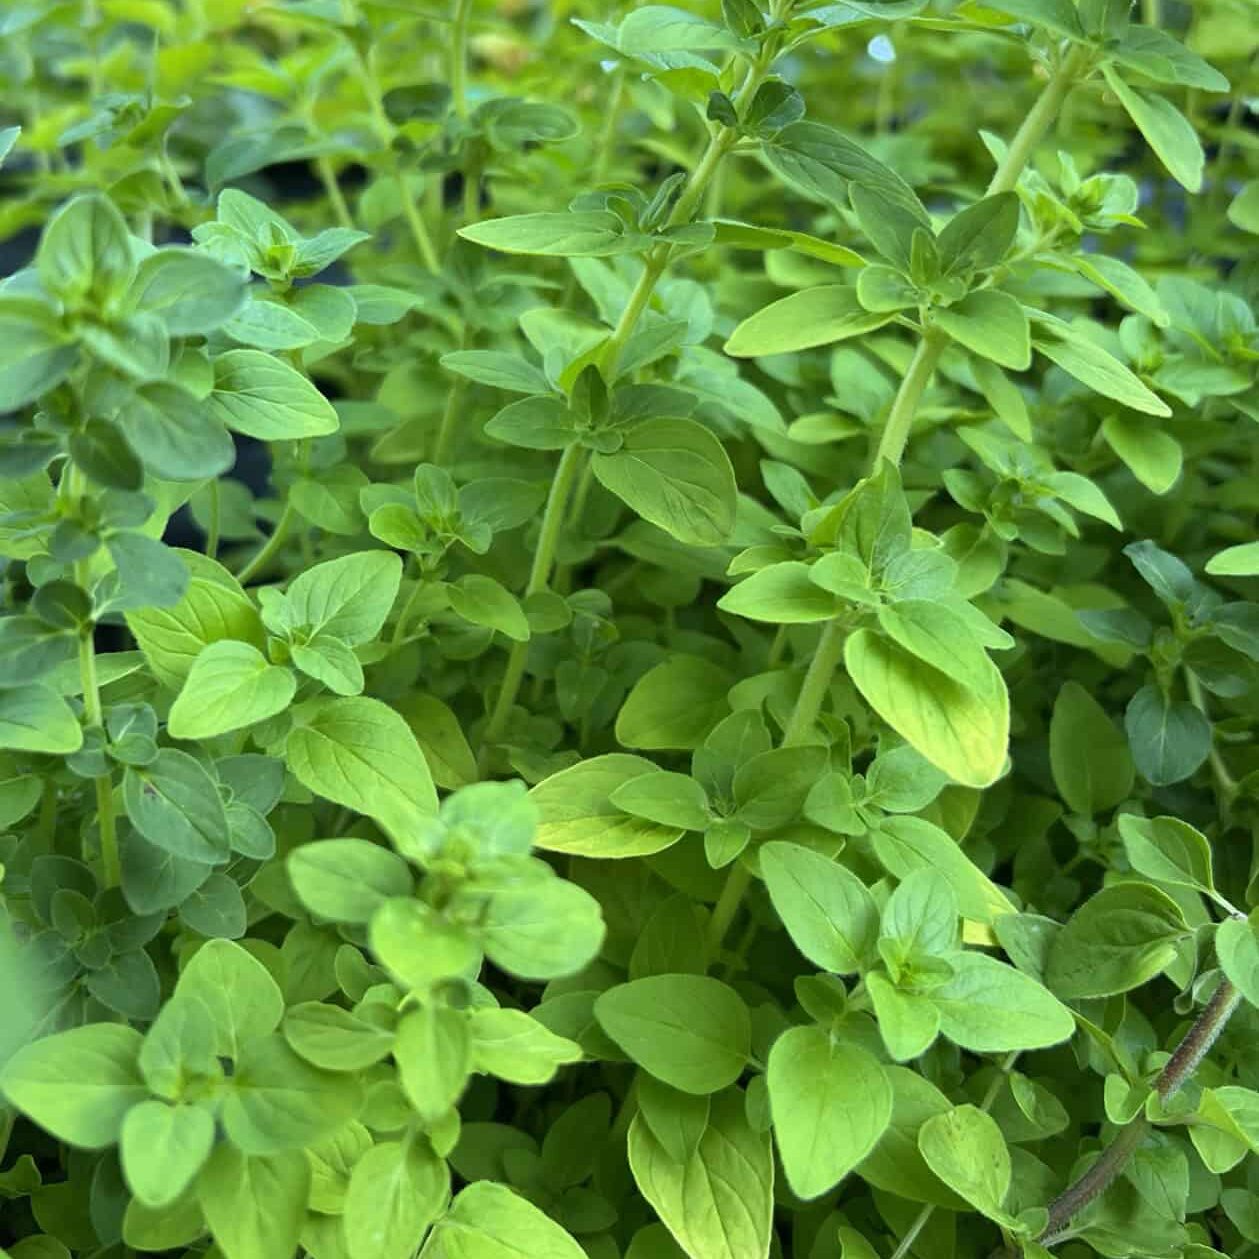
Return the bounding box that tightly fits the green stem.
[1186,670,1238,800]
[316,155,354,228]
[987,44,1091,196]
[36,779,57,853]
[354,53,440,273]
[600,53,773,374]
[480,444,585,765]
[780,618,849,748]
[433,370,469,465]
[451,0,472,120]
[74,569,119,888]
[874,326,949,472]
[391,576,430,647]
[236,500,296,586]
[1039,981,1240,1246]
[205,479,221,561]
[705,864,751,966]
[894,1053,1020,1259]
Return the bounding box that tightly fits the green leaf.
[398,693,478,789]
[173,939,285,1058]
[845,629,1009,789]
[875,599,996,694]
[933,290,1031,371]
[1227,182,1259,235]
[1216,917,1259,1010]
[370,899,480,990]
[167,641,296,740]
[868,974,941,1061]
[282,1002,394,1071]
[37,194,135,308]
[935,193,1021,274]
[125,550,263,689]
[930,954,1075,1051]
[591,418,737,547]
[286,551,403,646]
[197,1145,309,1259]
[725,285,892,357]
[918,1105,1013,1224]
[0,686,83,754]
[1050,680,1134,815]
[285,696,438,840]
[1046,882,1189,998]
[718,561,839,623]
[767,1026,892,1199]
[1206,542,1259,577]
[395,1004,471,1122]
[1124,684,1211,786]
[595,975,750,1094]
[531,754,686,857]
[0,1024,145,1149]
[616,656,732,750]
[871,815,1012,924]
[344,1138,448,1259]
[468,1008,582,1085]
[610,771,710,831]
[1032,317,1171,417]
[1103,67,1204,192]
[288,838,414,924]
[628,1088,773,1259]
[1117,815,1214,895]
[760,841,878,974]
[982,0,1084,40]
[423,1181,586,1259]
[120,1101,215,1208]
[1101,414,1182,495]
[481,876,606,981]
[221,1034,361,1154]
[0,297,78,413]
[207,350,340,440]
[123,748,231,864]
[441,350,551,394]
[459,211,637,257]
[128,247,249,335]
[447,573,530,641]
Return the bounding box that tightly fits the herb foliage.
[0,2,1258,1258]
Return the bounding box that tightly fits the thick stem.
[705,864,752,966]
[780,618,848,748]
[1039,981,1241,1246]
[873,326,948,471]
[987,44,1091,196]
[479,444,585,763]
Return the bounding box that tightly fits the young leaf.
[767,1026,892,1199]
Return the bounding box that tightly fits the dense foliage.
[0,1,1257,1258]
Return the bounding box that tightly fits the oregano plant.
[0,2,1257,1258]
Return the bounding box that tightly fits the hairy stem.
[1039,980,1241,1246]
[237,500,295,586]
[987,44,1091,196]
[480,443,585,764]
[705,864,752,966]
[873,325,949,469]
